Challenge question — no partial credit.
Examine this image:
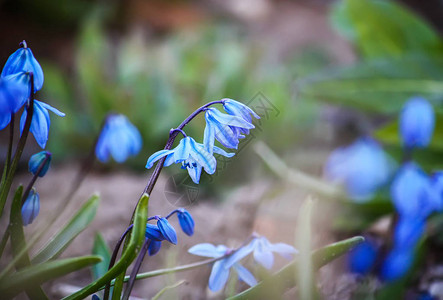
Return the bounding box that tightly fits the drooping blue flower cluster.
[346,97,443,282]
[0,41,65,148]
[95,114,142,163]
[145,208,195,256]
[324,137,394,201]
[146,99,259,184]
[189,234,297,292]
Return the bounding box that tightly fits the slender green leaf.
[92,233,112,281]
[0,255,102,299]
[62,193,149,300]
[32,194,100,264]
[227,236,364,300]
[151,280,187,300]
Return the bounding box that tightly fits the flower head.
[177,208,195,236]
[20,100,65,149]
[1,41,44,91]
[400,97,435,149]
[95,114,142,163]
[0,76,28,130]
[188,243,257,292]
[146,136,216,184]
[222,98,260,136]
[203,107,254,150]
[348,238,378,275]
[380,247,414,282]
[156,217,177,245]
[324,138,394,201]
[29,151,52,177]
[21,189,40,226]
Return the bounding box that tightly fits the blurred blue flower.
[29,151,52,177]
[430,171,443,211]
[394,217,425,249]
[95,114,142,163]
[146,136,216,184]
[20,100,65,149]
[324,138,394,201]
[390,163,435,219]
[225,236,297,270]
[21,189,40,226]
[203,107,255,150]
[400,97,435,149]
[177,208,195,236]
[1,41,44,91]
[348,238,378,275]
[222,98,260,136]
[380,247,414,282]
[188,243,257,292]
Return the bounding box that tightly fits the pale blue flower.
[394,217,425,249]
[1,41,44,91]
[95,114,142,163]
[146,136,216,184]
[324,138,394,201]
[348,238,378,275]
[222,98,260,136]
[203,107,255,150]
[430,171,443,212]
[21,189,40,226]
[224,236,297,270]
[20,100,65,149]
[188,243,257,292]
[29,151,52,177]
[380,247,414,282]
[400,97,435,149]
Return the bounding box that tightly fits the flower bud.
[29,151,52,177]
[21,189,40,226]
[157,217,177,244]
[177,208,195,236]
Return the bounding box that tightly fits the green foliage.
[92,233,112,281]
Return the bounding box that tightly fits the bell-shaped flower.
[222,98,260,136]
[29,151,52,177]
[0,76,28,129]
[95,114,142,163]
[380,247,414,282]
[20,100,65,149]
[203,107,255,150]
[145,222,177,256]
[21,189,40,226]
[390,163,435,219]
[399,97,435,149]
[347,237,378,275]
[146,136,216,184]
[324,138,394,201]
[188,243,257,292]
[430,171,443,212]
[1,41,44,91]
[157,217,177,245]
[145,223,165,241]
[148,240,162,256]
[177,208,195,236]
[224,236,297,270]
[394,217,425,249]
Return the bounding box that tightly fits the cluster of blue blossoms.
[325,97,443,281]
[146,99,260,184]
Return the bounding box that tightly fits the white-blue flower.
[188,243,257,292]
[146,136,216,184]
[222,98,260,136]
[95,114,142,163]
[224,236,298,270]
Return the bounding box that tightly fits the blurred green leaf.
[32,194,100,264]
[331,0,443,59]
[228,236,364,299]
[92,233,111,281]
[0,255,101,299]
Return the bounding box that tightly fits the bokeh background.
[1,0,443,299]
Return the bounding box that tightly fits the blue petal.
[188,138,216,174]
[224,239,256,269]
[157,217,177,244]
[207,108,254,129]
[208,260,230,292]
[203,118,215,153]
[38,101,65,117]
[347,238,378,275]
[95,128,110,162]
[177,209,195,236]
[21,190,40,226]
[223,98,260,120]
[187,164,202,184]
[148,240,162,256]
[400,97,435,149]
[145,224,165,241]
[173,137,192,163]
[205,110,239,149]
[28,151,52,177]
[3,72,31,112]
[380,247,414,282]
[188,243,226,258]
[268,242,298,259]
[394,217,425,248]
[233,263,257,287]
[213,146,235,158]
[430,171,443,212]
[146,149,175,169]
[253,247,274,269]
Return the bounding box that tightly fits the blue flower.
[380,247,414,282]
[394,217,425,248]
[145,222,176,256]
[203,107,255,150]
[390,163,435,219]
[2,72,32,113]
[95,114,142,163]
[1,41,44,91]
[348,238,378,275]
[0,76,28,130]
[177,208,195,236]
[224,235,297,270]
[222,98,260,136]
[20,100,65,149]
[399,97,435,149]
[146,136,216,184]
[156,217,177,245]
[21,189,40,226]
[324,138,394,201]
[148,240,162,256]
[430,171,443,212]
[188,243,257,292]
[29,151,52,177]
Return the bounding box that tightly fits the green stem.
[0,227,10,258]
[1,113,15,187]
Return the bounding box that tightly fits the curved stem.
[1,113,15,186]
[121,238,150,300]
[21,153,50,204]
